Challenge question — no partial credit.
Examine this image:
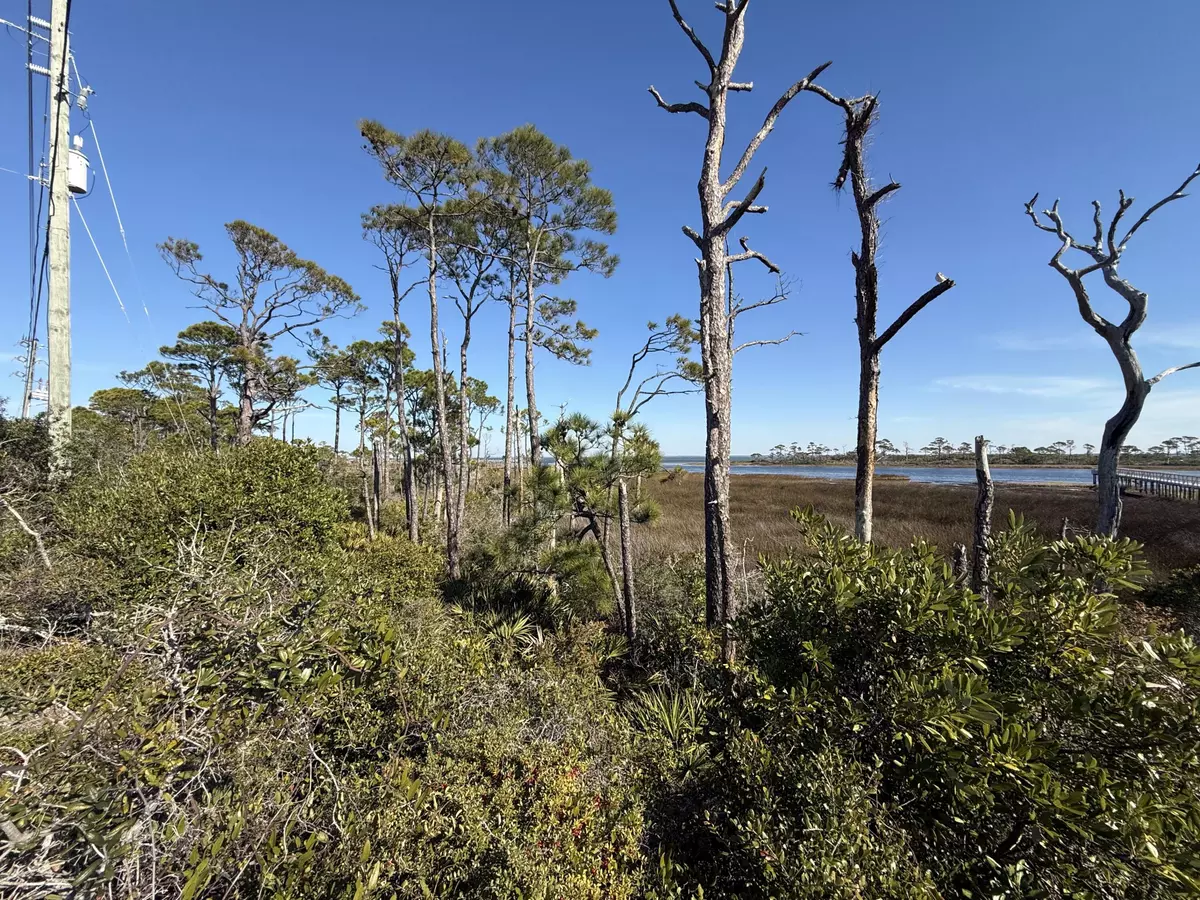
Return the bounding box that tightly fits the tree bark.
[332,388,342,456]
[1097,331,1149,537]
[524,255,541,472]
[208,388,220,452]
[456,313,472,552]
[381,395,391,500]
[426,219,461,579]
[855,353,880,543]
[972,435,993,601]
[373,441,383,533]
[503,280,518,524]
[236,375,255,446]
[617,477,637,644]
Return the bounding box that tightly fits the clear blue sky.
[3,0,1199,455]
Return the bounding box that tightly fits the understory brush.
[0,443,645,899]
[4,440,1199,899]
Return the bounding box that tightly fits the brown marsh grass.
[644,473,1200,577]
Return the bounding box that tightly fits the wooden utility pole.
[46,0,72,473]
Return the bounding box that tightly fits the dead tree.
[972,435,993,601]
[1025,164,1200,536]
[804,90,955,543]
[650,0,828,659]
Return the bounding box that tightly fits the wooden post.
[972,435,993,601]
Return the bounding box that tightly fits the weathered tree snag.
[972,435,993,601]
[1025,164,1200,537]
[804,90,955,543]
[651,0,829,661]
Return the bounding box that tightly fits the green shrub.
[55,440,347,604]
[1146,565,1200,633]
[651,508,1200,898]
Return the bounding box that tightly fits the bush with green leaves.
[1,442,648,899]
[55,440,347,604]
[638,509,1200,898]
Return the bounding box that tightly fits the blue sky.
[3,0,1199,455]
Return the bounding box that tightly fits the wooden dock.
[1094,468,1200,501]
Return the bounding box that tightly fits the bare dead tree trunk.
[651,0,829,662]
[804,92,954,543]
[1025,165,1200,537]
[617,477,637,643]
[972,435,993,601]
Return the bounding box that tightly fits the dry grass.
[644,474,1200,576]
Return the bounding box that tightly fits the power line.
[72,194,129,322]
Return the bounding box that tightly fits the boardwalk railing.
[1093,468,1200,501]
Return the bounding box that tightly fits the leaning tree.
[649,0,828,657]
[159,221,360,446]
[1025,164,1200,536]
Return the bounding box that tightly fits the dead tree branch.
[2,497,51,571]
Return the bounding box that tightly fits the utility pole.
[46,0,71,473]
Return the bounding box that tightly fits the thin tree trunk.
[855,353,880,542]
[524,252,542,471]
[333,389,342,456]
[617,477,637,643]
[373,441,383,532]
[456,317,472,551]
[972,435,993,601]
[381,395,391,499]
[503,283,518,524]
[237,376,255,446]
[208,389,219,452]
[426,219,460,579]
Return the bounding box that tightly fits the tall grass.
[643,473,1200,576]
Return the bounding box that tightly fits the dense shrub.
[55,440,347,604]
[642,509,1200,898]
[1146,565,1200,633]
[1,444,646,899]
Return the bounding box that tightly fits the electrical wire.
[73,52,151,322]
[72,194,130,322]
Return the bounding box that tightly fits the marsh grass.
[643,473,1200,577]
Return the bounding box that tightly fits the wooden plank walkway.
[1094,468,1200,501]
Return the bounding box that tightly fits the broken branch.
[874,279,956,350]
[722,60,833,197]
[648,86,710,119]
[1147,360,1200,387]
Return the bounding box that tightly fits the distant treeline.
[752,436,1200,467]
